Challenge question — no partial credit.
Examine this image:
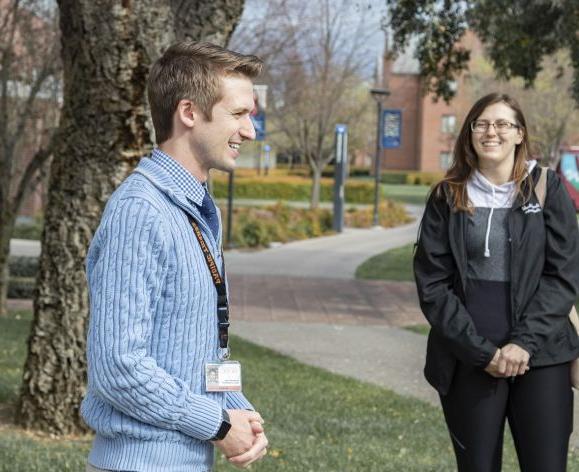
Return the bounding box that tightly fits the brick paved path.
[229,274,423,327]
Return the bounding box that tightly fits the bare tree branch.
[12,135,54,216]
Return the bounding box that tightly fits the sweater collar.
[133,156,201,217]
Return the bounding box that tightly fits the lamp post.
[370,88,390,227]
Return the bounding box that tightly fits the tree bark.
[311,165,322,210]
[17,0,244,435]
[0,207,14,317]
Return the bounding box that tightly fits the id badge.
[205,360,242,392]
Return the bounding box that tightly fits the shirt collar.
[151,148,206,206]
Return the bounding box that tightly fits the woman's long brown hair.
[435,93,532,212]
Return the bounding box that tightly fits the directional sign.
[381,109,402,149]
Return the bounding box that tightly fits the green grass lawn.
[2,310,579,471]
[355,243,414,281]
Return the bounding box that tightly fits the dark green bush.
[349,167,371,177]
[8,277,35,299]
[12,222,43,240]
[380,172,408,184]
[8,256,38,278]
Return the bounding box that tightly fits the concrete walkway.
[225,204,423,279]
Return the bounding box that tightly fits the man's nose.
[240,115,256,141]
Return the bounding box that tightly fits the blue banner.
[381,109,402,149]
[251,111,266,142]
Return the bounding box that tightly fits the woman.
[413,93,579,471]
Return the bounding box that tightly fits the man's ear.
[176,99,196,129]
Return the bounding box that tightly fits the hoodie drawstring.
[484,185,496,258]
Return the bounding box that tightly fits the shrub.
[12,222,43,240]
[222,201,410,248]
[212,176,374,204]
[405,171,444,186]
[380,172,409,184]
[379,170,444,186]
[225,203,336,248]
[8,256,38,278]
[8,277,35,299]
[349,167,371,177]
[344,201,412,228]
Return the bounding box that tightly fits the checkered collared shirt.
[151,148,206,207]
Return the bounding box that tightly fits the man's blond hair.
[147,41,263,144]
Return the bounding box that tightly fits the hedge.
[8,256,39,278]
[380,172,408,184]
[227,204,334,248]
[12,222,43,240]
[7,257,38,299]
[213,176,375,203]
[405,171,444,186]
[224,201,410,248]
[8,277,35,299]
[380,170,444,186]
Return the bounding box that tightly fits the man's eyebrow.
[231,106,252,114]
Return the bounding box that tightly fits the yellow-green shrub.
[212,176,374,204]
[405,171,444,186]
[222,201,410,248]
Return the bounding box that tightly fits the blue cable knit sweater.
[81,157,253,472]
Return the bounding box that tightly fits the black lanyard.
[187,215,230,355]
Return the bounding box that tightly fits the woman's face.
[471,102,523,169]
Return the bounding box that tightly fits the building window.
[440,152,453,170]
[441,115,456,133]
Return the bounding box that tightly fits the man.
[82,41,268,472]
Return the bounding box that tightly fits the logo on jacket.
[521,203,542,214]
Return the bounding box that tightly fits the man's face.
[190,75,256,175]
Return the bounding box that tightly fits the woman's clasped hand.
[484,344,530,378]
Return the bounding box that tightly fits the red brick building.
[380,33,482,172]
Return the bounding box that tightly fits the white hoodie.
[466,160,537,257]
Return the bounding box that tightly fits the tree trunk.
[0,205,15,317]
[17,0,244,435]
[311,165,322,210]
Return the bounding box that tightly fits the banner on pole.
[381,109,402,149]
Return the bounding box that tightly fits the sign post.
[333,124,348,232]
[370,88,391,227]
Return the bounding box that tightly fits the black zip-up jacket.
[414,166,579,395]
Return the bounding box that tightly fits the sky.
[232,0,388,80]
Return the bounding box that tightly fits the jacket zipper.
[508,210,517,328]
